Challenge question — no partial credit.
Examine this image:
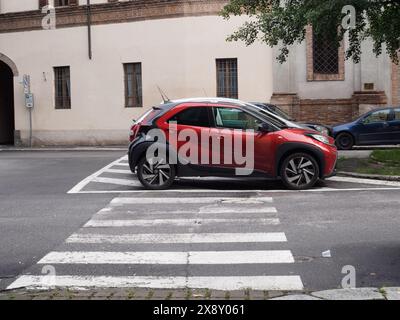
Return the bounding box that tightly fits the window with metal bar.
[313,32,339,74]
[124,63,143,108]
[54,66,71,109]
[216,58,238,99]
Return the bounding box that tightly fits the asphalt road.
[0,150,400,292]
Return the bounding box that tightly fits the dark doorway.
[0,61,15,145]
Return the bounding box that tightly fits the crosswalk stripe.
[38,251,295,265]
[113,162,130,167]
[7,275,304,291]
[96,207,278,215]
[66,232,287,244]
[84,218,281,227]
[111,197,273,205]
[92,177,141,187]
[104,169,133,174]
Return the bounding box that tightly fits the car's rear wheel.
[280,153,320,190]
[137,156,176,190]
[335,132,354,150]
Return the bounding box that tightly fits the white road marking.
[7,275,304,291]
[328,176,400,187]
[38,251,294,265]
[113,162,129,167]
[104,169,133,174]
[91,177,141,187]
[96,207,277,215]
[66,232,287,244]
[67,155,128,194]
[110,197,273,205]
[84,218,280,227]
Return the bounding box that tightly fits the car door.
[210,105,274,175]
[357,109,393,145]
[164,105,212,166]
[388,108,400,143]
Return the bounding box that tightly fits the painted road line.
[7,275,304,291]
[91,177,141,187]
[67,155,128,194]
[84,218,281,227]
[110,197,273,205]
[38,250,295,265]
[328,176,400,187]
[113,162,130,167]
[66,232,287,244]
[199,207,277,214]
[96,207,278,215]
[104,169,133,174]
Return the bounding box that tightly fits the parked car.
[251,102,332,136]
[332,107,400,150]
[128,98,337,190]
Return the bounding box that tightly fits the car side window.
[362,109,391,124]
[394,109,400,121]
[213,107,261,130]
[168,107,211,127]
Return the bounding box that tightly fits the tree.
[221,0,400,64]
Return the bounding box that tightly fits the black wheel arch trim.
[276,142,325,178]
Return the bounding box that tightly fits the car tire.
[335,132,354,150]
[280,153,320,190]
[137,156,176,190]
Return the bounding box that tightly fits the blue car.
[333,107,400,150]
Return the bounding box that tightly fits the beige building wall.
[0,15,273,145]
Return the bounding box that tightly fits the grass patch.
[371,150,400,164]
[337,150,400,176]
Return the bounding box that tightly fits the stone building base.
[271,91,388,125]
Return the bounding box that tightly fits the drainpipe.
[86,0,92,60]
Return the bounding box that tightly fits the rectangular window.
[54,66,71,109]
[124,63,143,108]
[216,58,238,99]
[313,32,339,74]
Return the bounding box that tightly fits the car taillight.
[129,123,140,142]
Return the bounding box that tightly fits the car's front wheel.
[280,153,320,190]
[137,156,176,190]
[335,132,354,150]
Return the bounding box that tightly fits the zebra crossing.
[7,195,304,291]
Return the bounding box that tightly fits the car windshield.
[244,103,302,130]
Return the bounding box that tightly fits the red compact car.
[128,98,337,190]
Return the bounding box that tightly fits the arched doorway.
[0,60,15,145]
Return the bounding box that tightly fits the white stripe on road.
[7,275,304,291]
[104,169,133,174]
[84,218,281,227]
[328,176,400,187]
[113,162,130,167]
[67,155,128,194]
[66,232,287,244]
[38,251,294,265]
[92,177,141,187]
[96,207,277,215]
[110,197,273,205]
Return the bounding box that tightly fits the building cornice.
[0,0,228,34]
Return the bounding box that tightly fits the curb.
[353,145,400,150]
[338,171,400,182]
[0,287,398,300]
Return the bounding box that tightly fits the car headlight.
[307,134,330,145]
[314,125,329,136]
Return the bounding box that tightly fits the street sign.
[25,93,34,109]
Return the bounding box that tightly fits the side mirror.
[258,122,272,133]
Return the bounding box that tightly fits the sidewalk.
[0,287,399,300]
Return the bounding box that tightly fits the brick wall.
[271,91,388,125]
